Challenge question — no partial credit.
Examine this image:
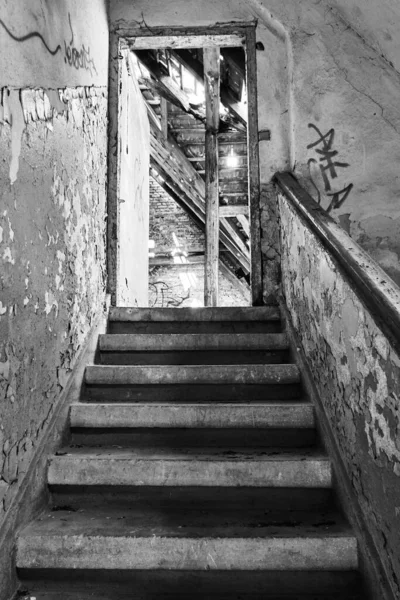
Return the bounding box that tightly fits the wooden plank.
[246,27,263,306]
[128,34,245,50]
[204,47,220,307]
[237,214,250,236]
[160,98,168,138]
[219,205,249,217]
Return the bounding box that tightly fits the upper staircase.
[16,307,365,599]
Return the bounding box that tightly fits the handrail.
[274,171,400,352]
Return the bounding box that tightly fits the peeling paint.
[0,85,107,539]
[279,192,400,597]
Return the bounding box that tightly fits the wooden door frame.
[107,23,262,306]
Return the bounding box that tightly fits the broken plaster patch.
[8,90,25,185]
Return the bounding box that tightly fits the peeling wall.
[109,0,400,293]
[279,193,400,598]
[0,86,108,532]
[0,0,109,574]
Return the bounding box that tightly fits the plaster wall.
[279,193,400,598]
[118,51,150,306]
[0,0,108,88]
[109,0,400,291]
[0,1,109,589]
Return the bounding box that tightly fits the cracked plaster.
[0,85,108,530]
[279,192,400,597]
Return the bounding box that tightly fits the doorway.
[107,25,262,308]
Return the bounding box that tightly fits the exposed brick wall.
[149,177,204,252]
[149,177,249,306]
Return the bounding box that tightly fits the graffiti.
[307,124,353,213]
[0,14,97,76]
[64,14,97,76]
[149,281,190,308]
[0,18,61,56]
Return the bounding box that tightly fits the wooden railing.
[274,171,400,353]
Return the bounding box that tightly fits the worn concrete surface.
[70,402,315,429]
[99,332,289,351]
[47,446,331,487]
[17,529,357,571]
[84,364,300,386]
[279,193,400,597]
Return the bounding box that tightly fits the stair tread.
[53,446,327,460]
[85,364,301,385]
[20,504,353,539]
[70,401,315,429]
[99,332,289,351]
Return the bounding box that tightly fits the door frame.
[107,23,262,306]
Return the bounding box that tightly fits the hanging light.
[226,145,239,168]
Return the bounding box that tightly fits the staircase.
[16,307,364,599]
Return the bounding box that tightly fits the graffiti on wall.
[149,280,190,308]
[0,13,97,76]
[64,14,97,76]
[307,124,353,213]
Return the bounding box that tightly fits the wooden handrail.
[274,171,400,352]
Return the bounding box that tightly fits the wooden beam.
[160,98,168,138]
[149,121,250,266]
[171,49,247,129]
[151,159,250,273]
[219,205,249,217]
[237,214,250,236]
[246,27,263,306]
[204,47,220,307]
[128,34,245,50]
[135,51,244,131]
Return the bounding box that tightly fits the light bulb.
[226,146,239,168]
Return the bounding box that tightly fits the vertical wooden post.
[246,27,263,306]
[204,47,220,307]
[160,98,168,139]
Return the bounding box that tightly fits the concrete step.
[48,447,331,488]
[85,364,301,386]
[70,402,315,429]
[84,364,303,403]
[17,505,357,571]
[109,307,282,334]
[17,570,366,600]
[98,333,290,365]
[69,402,316,448]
